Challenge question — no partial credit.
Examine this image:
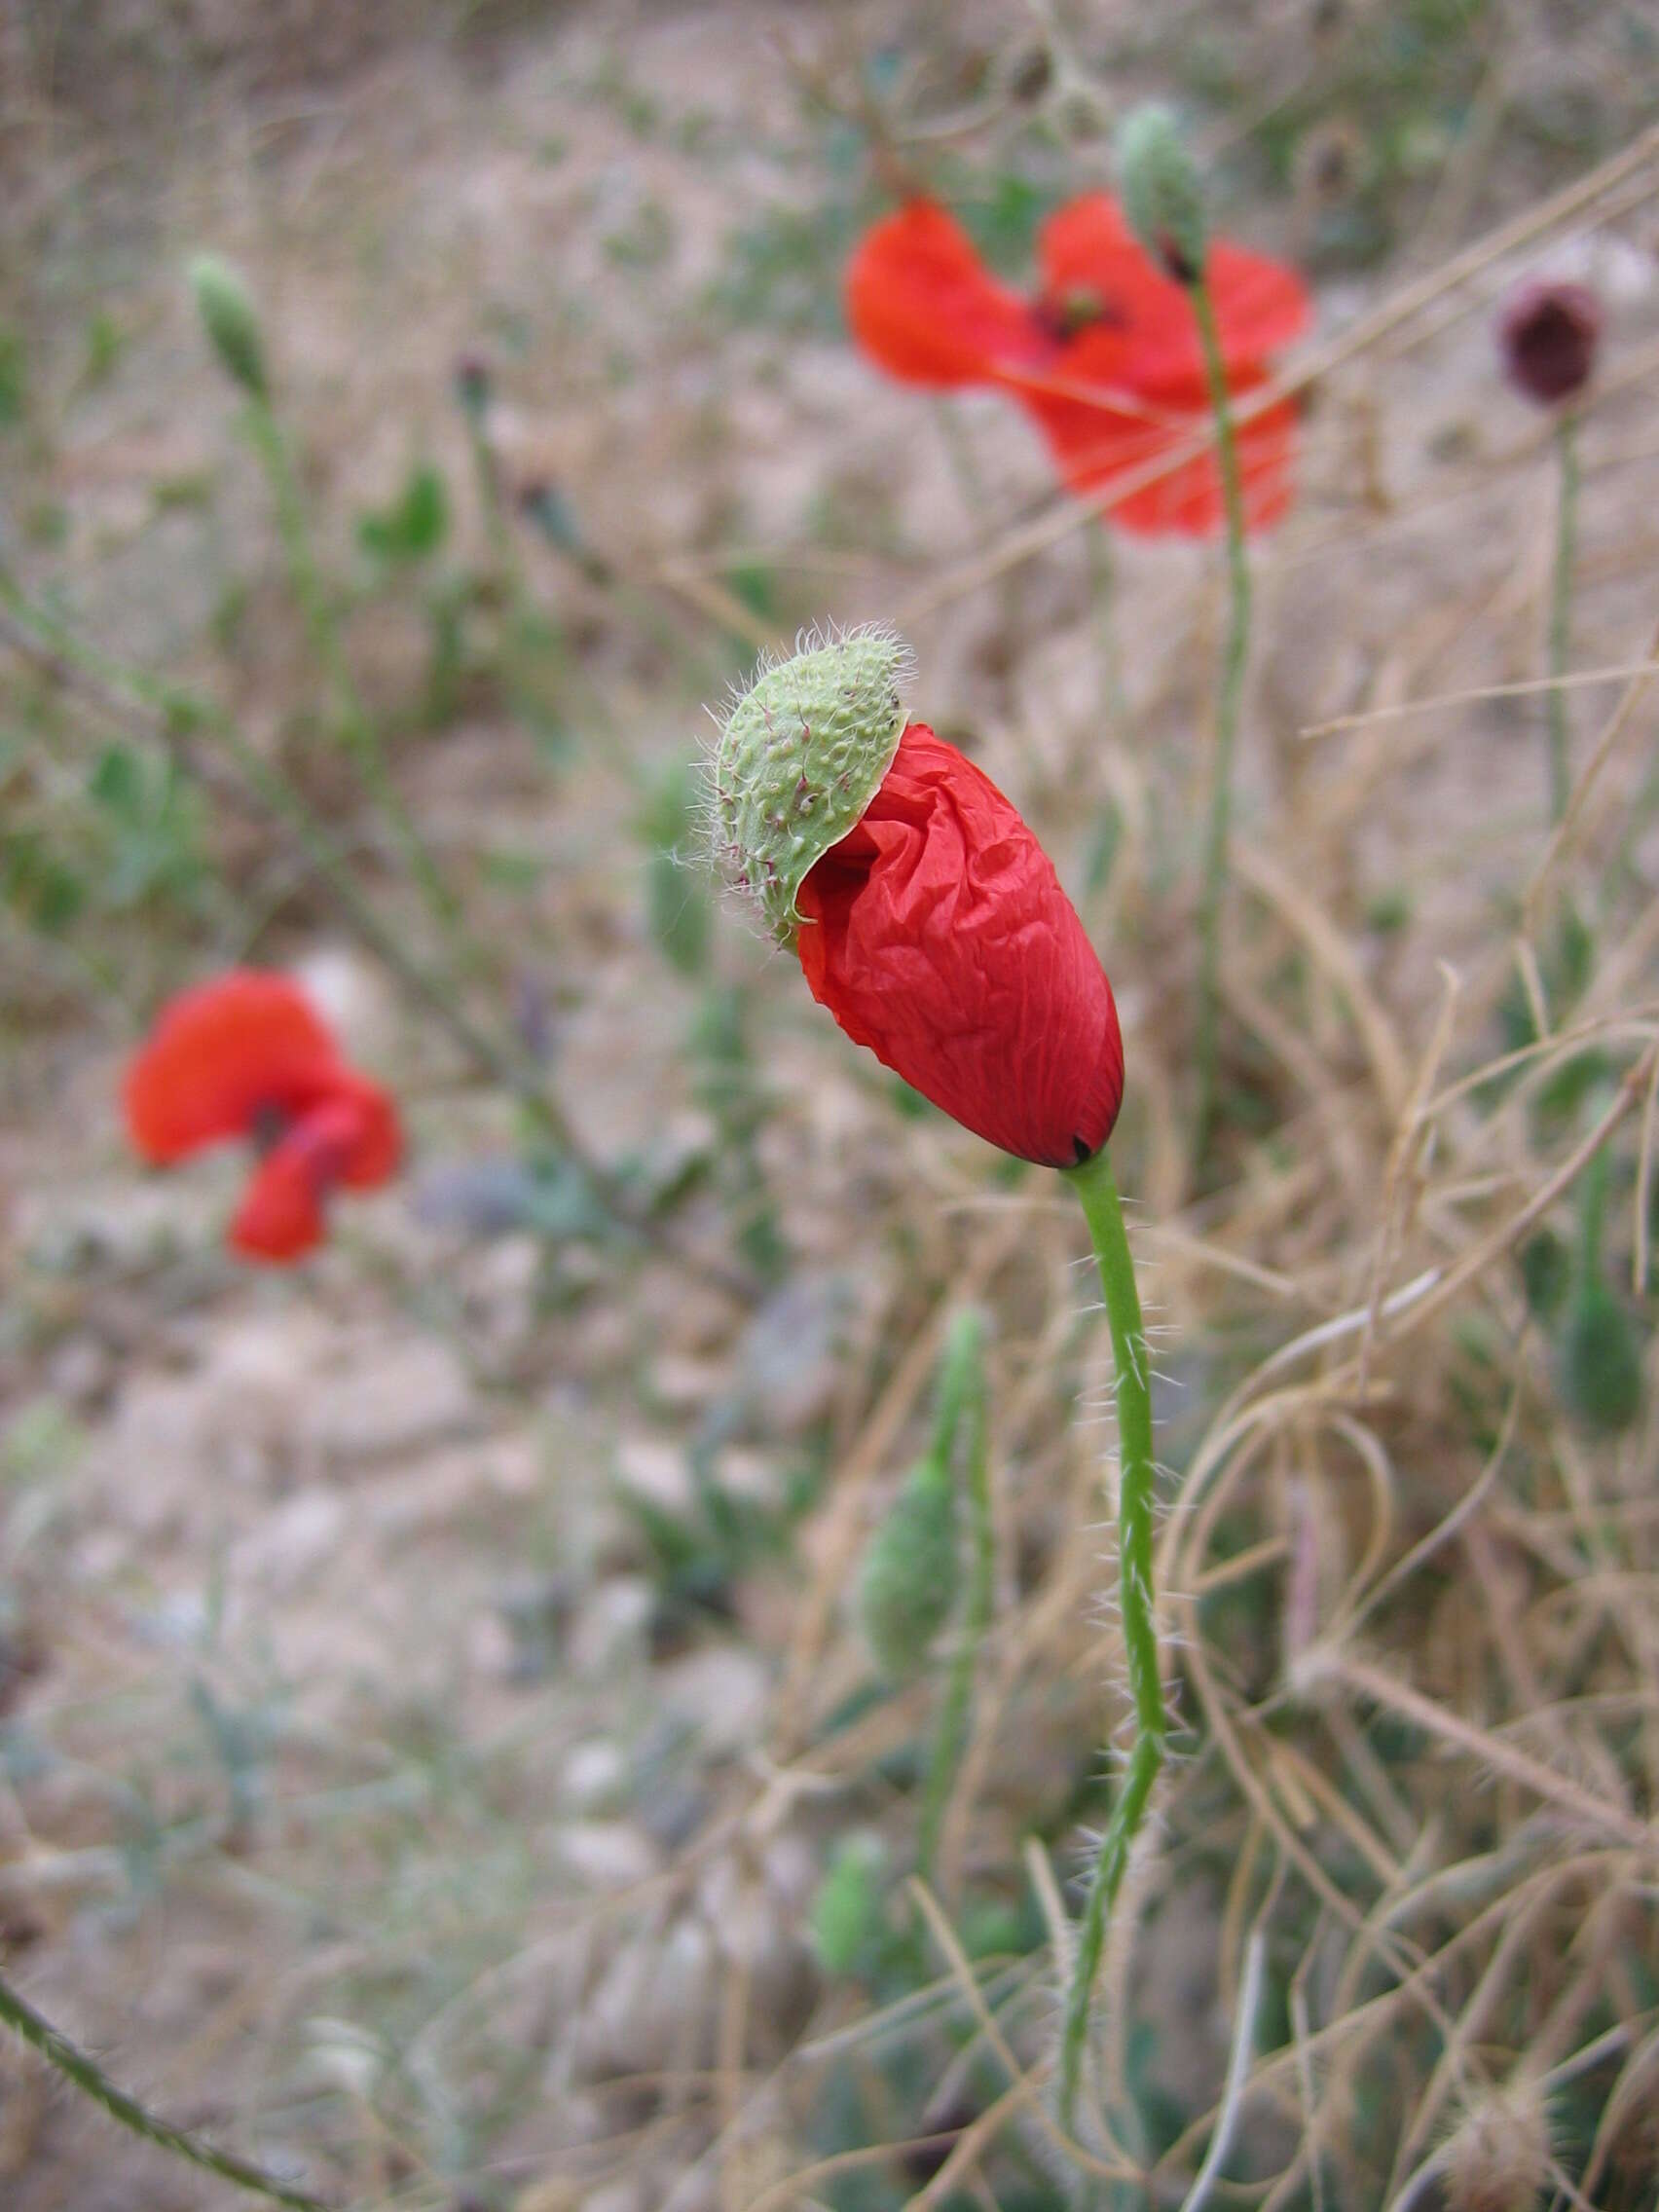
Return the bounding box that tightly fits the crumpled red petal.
[844,202,1049,387]
[795,722,1124,1167]
[124,971,348,1162]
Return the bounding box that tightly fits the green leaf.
[357,461,449,563]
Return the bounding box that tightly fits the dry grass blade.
[1300,656,1659,740]
[1329,1657,1650,1850]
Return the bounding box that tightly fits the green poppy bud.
[188,255,269,400]
[858,1452,959,1677]
[1117,104,1208,285]
[808,1833,886,1976]
[709,625,913,943]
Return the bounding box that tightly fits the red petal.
[1037,194,1200,379]
[1037,194,1309,387]
[230,1137,327,1262]
[795,723,1124,1167]
[1018,368,1300,535]
[314,1076,401,1189]
[1206,239,1312,362]
[1038,193,1140,276]
[124,971,349,1163]
[225,1091,396,1262]
[846,203,1049,387]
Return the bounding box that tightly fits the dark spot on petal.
[1034,286,1128,342]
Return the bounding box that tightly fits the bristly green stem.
[1057,1146,1167,2139]
[0,1969,330,2211]
[1548,409,1579,826]
[917,1309,994,1888]
[1189,276,1253,1164]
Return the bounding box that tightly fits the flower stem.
[1548,409,1579,826]
[1189,276,1253,1163]
[1056,1146,1166,2139]
[916,1309,995,1889]
[0,1968,330,2212]
[242,397,469,946]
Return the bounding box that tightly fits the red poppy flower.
[845,195,1310,535]
[794,721,1123,1166]
[124,970,400,1262]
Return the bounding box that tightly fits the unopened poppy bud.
[706,629,1124,1167]
[188,255,269,400]
[1499,278,1601,406]
[858,1454,960,1677]
[1000,39,1053,104]
[1116,104,1207,284]
[712,625,912,943]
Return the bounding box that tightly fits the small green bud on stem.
[188,254,269,400]
[1117,104,1208,285]
[858,1454,960,1677]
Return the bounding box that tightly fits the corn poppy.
[712,628,1123,1167]
[124,970,400,1262]
[845,195,1310,535]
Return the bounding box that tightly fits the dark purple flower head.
[1499,279,1602,407]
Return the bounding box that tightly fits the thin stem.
[917,1309,994,1889]
[1189,276,1254,1163]
[243,398,468,942]
[0,1969,331,2212]
[1057,1147,1167,2140]
[1548,409,1579,826]
[463,412,516,576]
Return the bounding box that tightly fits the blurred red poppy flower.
[845,195,1310,535]
[124,970,400,1262]
[795,721,1124,1166]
